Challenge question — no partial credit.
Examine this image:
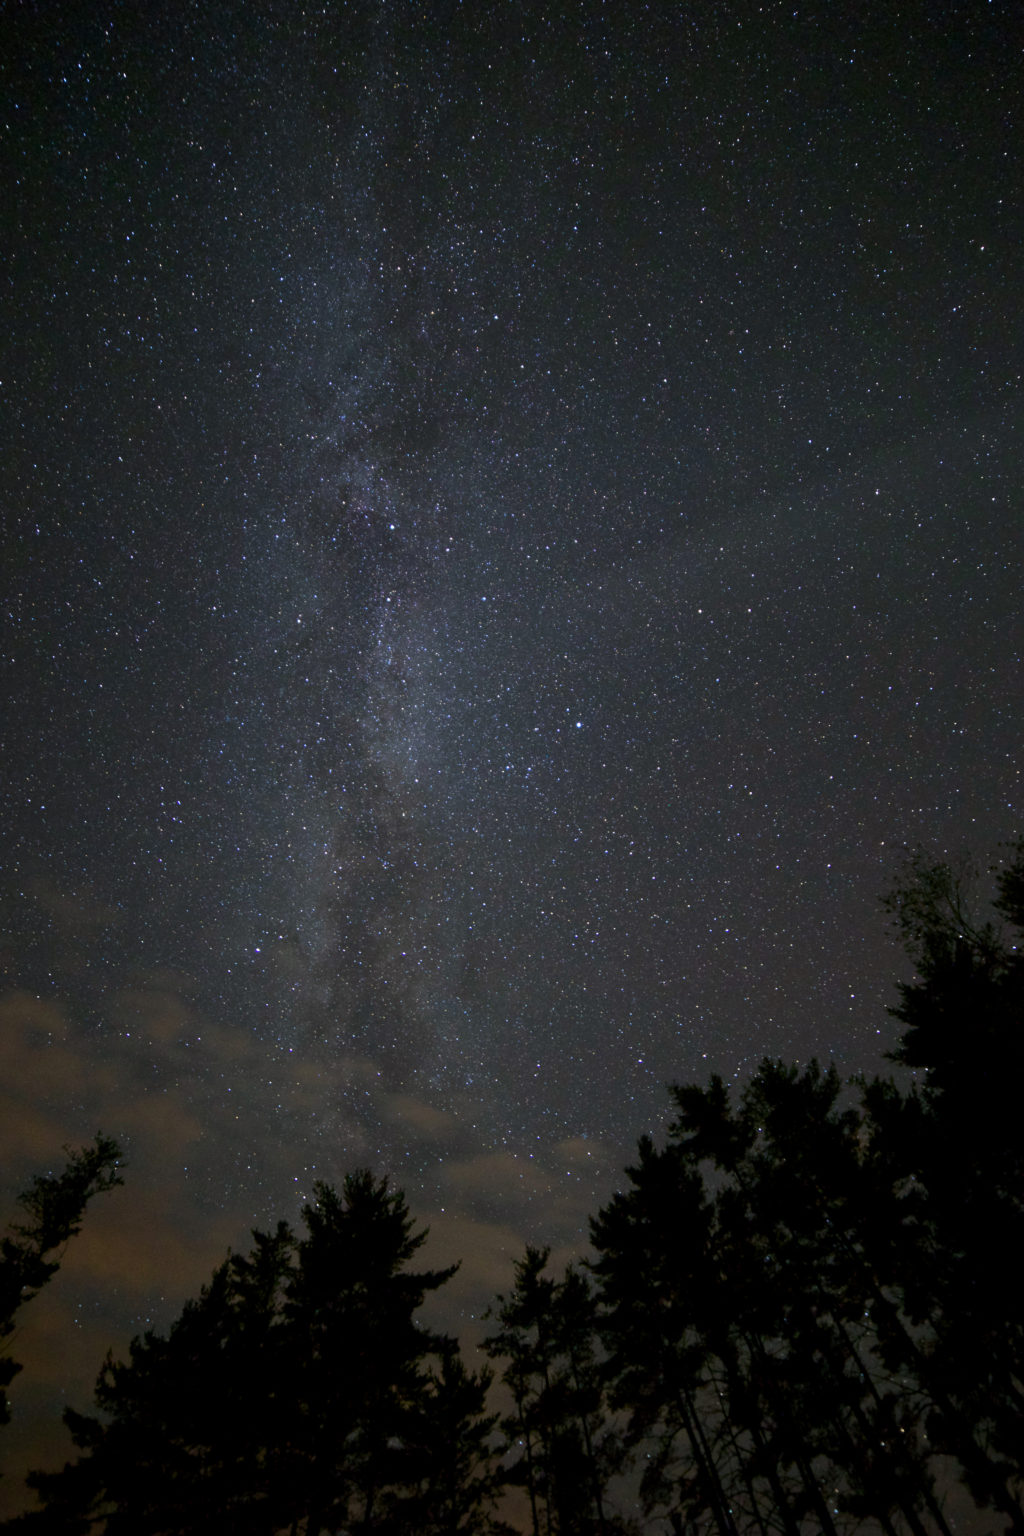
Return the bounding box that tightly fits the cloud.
[109,985,198,1046]
[381,1091,458,1142]
[419,1211,529,1324]
[0,990,69,1039]
[114,1091,206,1157]
[25,878,119,935]
[0,992,119,1171]
[554,1134,614,1170]
[441,1150,555,1213]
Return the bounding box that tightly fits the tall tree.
[396,1340,512,1536]
[589,1142,744,1536]
[730,1061,948,1536]
[280,1171,457,1535]
[593,1056,974,1536]
[12,1171,503,1536]
[483,1248,624,1536]
[874,842,1024,1528]
[1,1135,123,1431]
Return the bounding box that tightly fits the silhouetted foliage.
[582,836,1024,1534]
[483,1248,628,1536]
[12,1171,506,1536]
[874,841,1024,1528]
[7,838,1024,1534]
[0,1135,123,1430]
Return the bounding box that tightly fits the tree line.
[2,842,1022,1534]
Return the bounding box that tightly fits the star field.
[1,0,1021,1513]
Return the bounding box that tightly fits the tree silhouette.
[483,1247,626,1536]
[7,837,1024,1534]
[1,1134,122,1431]
[589,1142,744,1535]
[593,1058,970,1534]
[13,1171,504,1536]
[584,837,1024,1534]
[873,840,1024,1528]
[279,1171,457,1535]
[396,1339,513,1536]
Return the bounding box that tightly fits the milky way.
[1,1,1021,1510]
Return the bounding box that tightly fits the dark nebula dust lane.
[1,1,1022,1506]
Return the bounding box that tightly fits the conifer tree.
[11,1172,503,1536]
[483,1247,624,1536]
[874,842,1024,1528]
[1,1135,122,1431]
[589,1142,743,1535]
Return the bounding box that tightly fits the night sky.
[1,0,1021,1514]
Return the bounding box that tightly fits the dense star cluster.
[1,0,1021,1518]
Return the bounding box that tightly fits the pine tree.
[278,1172,457,1534]
[397,1339,512,1536]
[589,1141,742,1535]
[1,1135,123,1430]
[483,1247,624,1536]
[11,1171,504,1536]
[873,843,1024,1528]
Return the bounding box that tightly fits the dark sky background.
[1,0,1021,1518]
